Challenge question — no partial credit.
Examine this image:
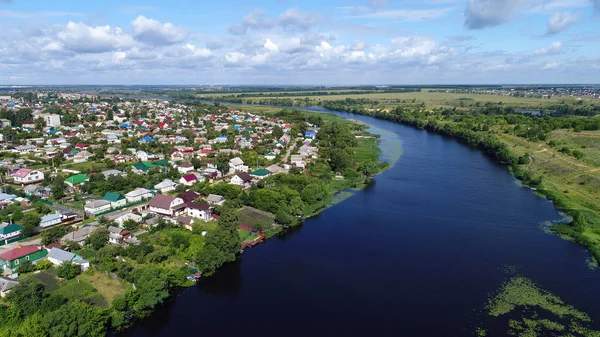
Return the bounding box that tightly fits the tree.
[272,125,284,139]
[52,175,67,200]
[85,228,109,250]
[5,279,46,318]
[133,267,170,311]
[16,259,36,274]
[34,117,46,131]
[56,262,81,280]
[35,259,53,271]
[20,213,40,237]
[42,301,109,337]
[41,226,70,245]
[215,155,230,176]
[122,219,139,232]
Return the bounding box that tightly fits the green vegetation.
[483,276,600,336]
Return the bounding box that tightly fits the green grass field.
[210,90,583,108]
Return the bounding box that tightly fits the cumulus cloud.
[228,8,320,35]
[131,15,188,46]
[58,22,135,53]
[347,8,453,21]
[542,61,559,69]
[464,0,521,29]
[531,41,564,56]
[545,11,579,35]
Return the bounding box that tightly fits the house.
[265,164,286,174]
[11,168,44,185]
[125,188,153,203]
[132,161,155,173]
[65,174,87,187]
[186,202,213,222]
[230,172,252,188]
[84,199,111,215]
[149,194,186,217]
[113,212,142,228]
[206,194,225,206]
[0,223,22,245]
[0,245,47,272]
[305,130,317,138]
[39,213,62,228]
[250,168,271,179]
[73,150,93,163]
[177,190,199,203]
[290,155,306,169]
[174,216,194,231]
[103,192,126,209]
[60,225,98,246]
[13,145,37,154]
[0,193,17,206]
[23,185,51,198]
[264,152,277,160]
[229,157,247,172]
[101,169,125,179]
[154,179,177,193]
[179,174,199,186]
[0,276,19,297]
[47,247,78,265]
[107,226,130,245]
[177,162,194,174]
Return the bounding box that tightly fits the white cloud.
[346,8,453,21]
[131,15,188,46]
[228,8,320,35]
[58,22,135,53]
[264,38,279,52]
[546,11,579,35]
[464,0,521,29]
[542,61,559,69]
[531,41,564,55]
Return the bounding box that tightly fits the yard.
[237,206,275,229]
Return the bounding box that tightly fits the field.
[227,104,353,125]
[496,129,600,244]
[237,206,275,228]
[78,271,131,306]
[205,90,583,109]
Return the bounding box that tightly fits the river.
[125,106,600,336]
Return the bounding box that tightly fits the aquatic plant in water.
[483,277,600,337]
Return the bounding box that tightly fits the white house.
[73,151,93,163]
[177,162,195,174]
[149,195,186,217]
[11,169,44,185]
[47,248,76,266]
[125,188,153,203]
[39,213,62,228]
[206,194,225,206]
[84,200,111,215]
[230,172,252,188]
[113,212,142,228]
[179,174,200,186]
[13,145,36,154]
[154,179,177,193]
[0,223,22,244]
[229,157,248,173]
[290,155,306,169]
[185,202,213,221]
[135,151,148,161]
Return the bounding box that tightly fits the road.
[0,236,42,255]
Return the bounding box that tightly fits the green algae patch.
[483,276,600,337]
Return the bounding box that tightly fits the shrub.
[35,260,54,271]
[16,260,36,274]
[56,262,81,280]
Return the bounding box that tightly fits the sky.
[0,0,599,85]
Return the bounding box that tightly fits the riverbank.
[312,105,600,264]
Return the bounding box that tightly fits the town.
[0,91,382,335]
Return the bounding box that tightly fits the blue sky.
[1,0,599,84]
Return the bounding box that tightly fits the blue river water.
[125,105,600,337]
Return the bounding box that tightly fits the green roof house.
[264,152,277,160]
[154,159,170,167]
[103,192,126,209]
[0,223,23,245]
[133,161,155,173]
[65,174,87,187]
[250,168,271,179]
[0,245,47,272]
